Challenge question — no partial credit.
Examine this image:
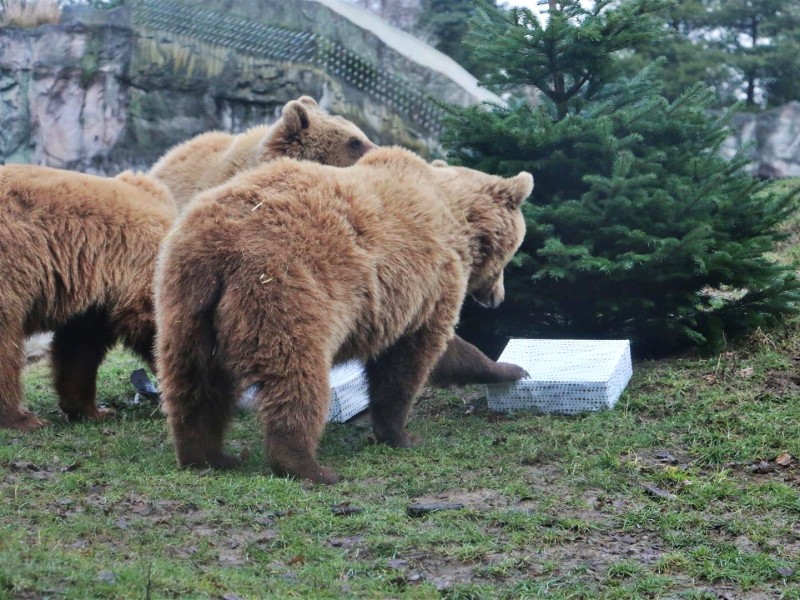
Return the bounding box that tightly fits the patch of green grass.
[2,314,800,598]
[769,177,800,265]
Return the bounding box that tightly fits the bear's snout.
[472,273,505,308]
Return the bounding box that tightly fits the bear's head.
[432,160,532,308]
[262,96,377,167]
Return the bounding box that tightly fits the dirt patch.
[762,369,800,396]
[402,553,481,590]
[521,463,564,486]
[410,488,509,512]
[382,525,669,593]
[539,529,666,574]
[620,447,692,472]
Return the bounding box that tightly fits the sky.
[505,0,542,8]
[503,1,549,21]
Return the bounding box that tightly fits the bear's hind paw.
[312,466,339,485]
[0,410,50,431]
[63,406,117,423]
[374,429,422,449]
[179,451,241,470]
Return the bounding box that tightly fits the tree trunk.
[549,0,568,120]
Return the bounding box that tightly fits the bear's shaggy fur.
[0,165,176,430]
[155,147,532,483]
[151,96,528,389]
[149,96,377,211]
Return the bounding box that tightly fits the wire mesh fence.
[131,0,446,134]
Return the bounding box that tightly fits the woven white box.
[486,339,632,415]
[238,359,370,423]
[326,360,371,422]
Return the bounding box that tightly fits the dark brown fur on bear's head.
[261,96,377,167]
[428,159,532,308]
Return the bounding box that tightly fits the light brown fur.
[151,96,528,389]
[0,165,176,430]
[155,147,532,483]
[149,96,377,211]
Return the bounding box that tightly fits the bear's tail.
[156,255,237,467]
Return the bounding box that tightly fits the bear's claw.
[495,362,530,381]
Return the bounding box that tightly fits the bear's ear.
[297,96,319,107]
[281,100,311,135]
[431,159,448,167]
[503,172,533,208]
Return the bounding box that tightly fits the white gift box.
[486,339,632,415]
[325,359,371,422]
[238,359,370,423]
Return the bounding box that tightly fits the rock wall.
[341,0,424,35]
[0,0,495,174]
[0,9,133,172]
[722,102,800,179]
[2,1,798,179]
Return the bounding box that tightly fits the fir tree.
[418,0,498,76]
[618,0,732,106]
[442,0,800,355]
[622,0,800,108]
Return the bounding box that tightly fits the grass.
[3,332,800,599]
[0,0,59,28]
[2,179,800,598]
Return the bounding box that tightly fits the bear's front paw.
[206,452,242,470]
[86,406,117,421]
[275,463,339,484]
[93,407,117,420]
[494,362,530,382]
[375,429,422,449]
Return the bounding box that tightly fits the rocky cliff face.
[0,0,491,174]
[2,2,798,179]
[722,102,800,178]
[0,9,133,172]
[342,0,423,35]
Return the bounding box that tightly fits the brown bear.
[0,165,177,430]
[155,147,532,483]
[150,96,528,389]
[149,96,378,211]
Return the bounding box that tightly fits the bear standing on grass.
[151,96,529,389]
[155,147,532,483]
[0,166,176,430]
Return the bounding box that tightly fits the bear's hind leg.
[366,327,451,448]
[52,310,116,422]
[0,321,48,430]
[158,271,240,470]
[255,360,338,484]
[164,362,240,470]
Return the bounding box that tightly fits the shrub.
[0,0,60,28]
[442,0,800,355]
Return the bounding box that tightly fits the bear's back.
[0,164,174,327]
[179,153,464,327]
[149,130,238,207]
[0,165,174,228]
[210,151,447,224]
